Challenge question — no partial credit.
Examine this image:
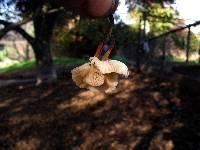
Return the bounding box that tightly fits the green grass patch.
[111,55,129,64]
[165,55,200,65]
[189,58,200,64]
[0,57,86,73]
[0,55,130,73]
[53,57,86,65]
[165,55,185,62]
[0,60,34,72]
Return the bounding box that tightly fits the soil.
[0,66,200,150]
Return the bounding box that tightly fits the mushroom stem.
[102,41,115,61]
[94,39,105,58]
[94,26,113,58]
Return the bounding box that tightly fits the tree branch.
[47,7,64,14]
[0,18,32,29]
[0,19,35,45]
[14,27,35,45]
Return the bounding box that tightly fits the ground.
[0,66,200,150]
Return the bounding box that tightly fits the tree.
[124,0,176,71]
[127,0,176,35]
[0,0,65,83]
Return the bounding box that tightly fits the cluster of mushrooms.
[71,27,129,94]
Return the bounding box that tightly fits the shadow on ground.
[0,68,199,150]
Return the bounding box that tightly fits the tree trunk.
[0,11,58,84]
[32,42,57,84]
[33,10,58,84]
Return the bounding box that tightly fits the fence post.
[161,36,166,70]
[136,16,142,72]
[186,26,191,63]
[199,42,200,63]
[142,7,147,43]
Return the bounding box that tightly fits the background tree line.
[0,0,199,82]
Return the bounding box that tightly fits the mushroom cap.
[83,65,105,87]
[71,57,129,93]
[89,57,129,77]
[71,63,90,88]
[87,72,118,93]
[71,63,105,88]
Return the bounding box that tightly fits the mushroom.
[71,57,129,93]
[71,23,129,93]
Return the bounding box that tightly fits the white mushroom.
[90,57,129,77]
[71,57,129,93]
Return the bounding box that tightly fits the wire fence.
[130,21,200,72]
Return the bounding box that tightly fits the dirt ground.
[0,67,200,150]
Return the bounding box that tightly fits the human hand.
[57,0,119,18]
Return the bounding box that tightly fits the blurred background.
[0,1,200,150]
[0,0,199,78]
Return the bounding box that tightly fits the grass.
[0,57,86,73]
[54,57,86,65]
[165,55,185,62]
[0,60,34,72]
[165,55,200,65]
[111,55,129,64]
[0,55,130,73]
[5,55,198,73]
